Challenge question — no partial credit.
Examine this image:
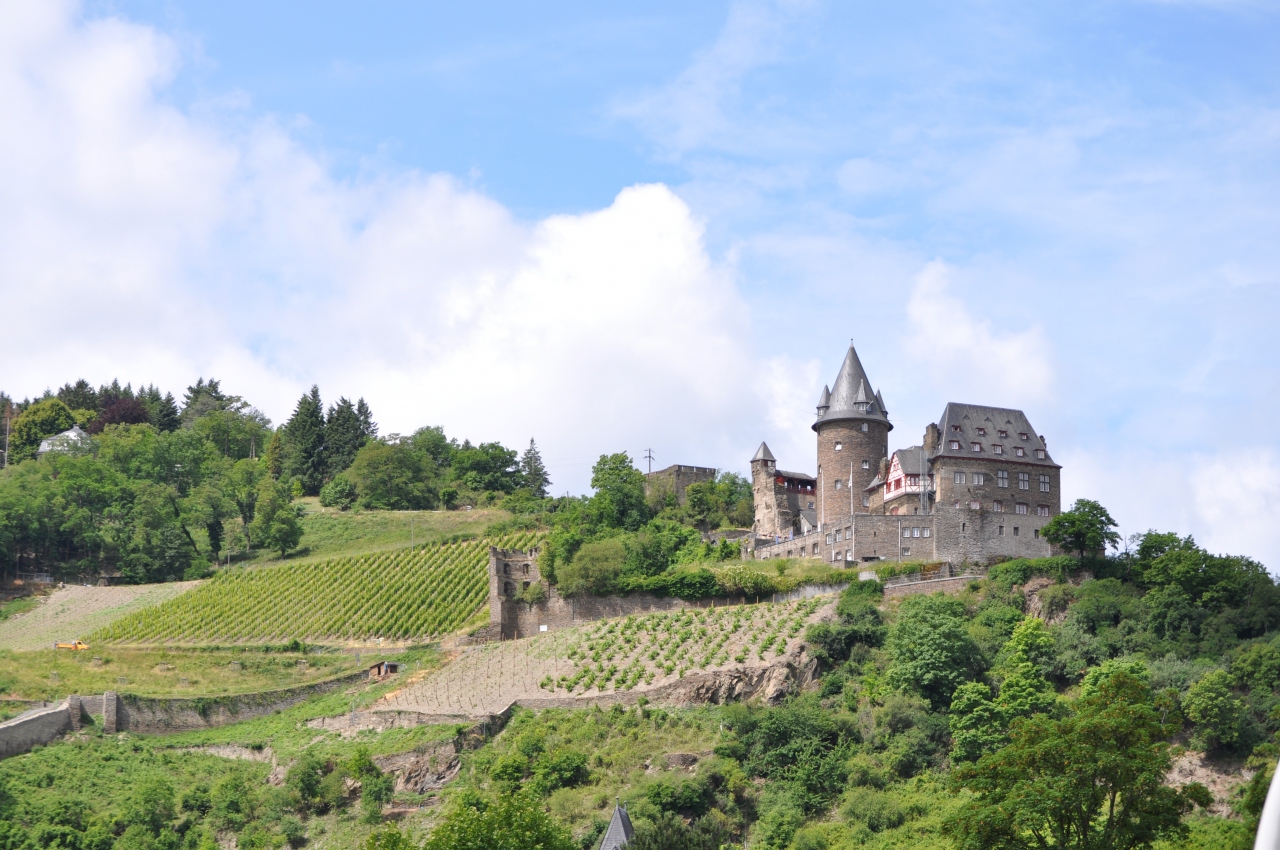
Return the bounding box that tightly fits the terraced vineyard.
[377,597,831,717]
[92,533,540,645]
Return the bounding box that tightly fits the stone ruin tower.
[814,343,891,527]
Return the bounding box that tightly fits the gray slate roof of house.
[800,509,818,528]
[893,446,930,477]
[598,804,635,850]
[814,344,892,431]
[777,469,816,482]
[752,442,776,462]
[932,403,1058,468]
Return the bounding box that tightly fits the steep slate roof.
[598,804,635,850]
[932,403,1059,468]
[892,446,931,479]
[817,385,831,415]
[777,469,816,482]
[814,343,892,432]
[751,442,776,462]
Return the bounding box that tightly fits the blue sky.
[4,1,1279,565]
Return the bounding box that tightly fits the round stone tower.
[813,344,891,527]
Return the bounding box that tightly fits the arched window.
[504,581,515,597]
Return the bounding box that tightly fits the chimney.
[924,423,941,453]
[878,457,889,478]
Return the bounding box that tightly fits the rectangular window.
[1039,474,1050,492]
[973,472,986,485]
[954,501,961,509]
[1016,447,1025,457]
[998,525,1004,536]
[1035,449,1046,459]
[999,430,1008,438]
[825,533,833,544]
[971,442,982,452]
[952,425,962,432]
[949,440,961,450]
[992,444,1004,455]
[912,527,920,538]
[835,529,842,542]
[902,527,910,538]
[1020,433,1029,441]
[862,495,870,507]
[969,499,981,510]
[833,552,841,562]
[993,500,1003,512]
[976,427,986,436]
[862,459,870,469]
[922,528,931,538]
[954,471,966,484]
[908,475,919,486]
[813,543,819,554]
[846,549,852,560]
[997,470,1009,487]
[1037,505,1050,517]
[1013,527,1020,536]
[902,547,911,556]
[1018,472,1030,490]
[846,526,852,538]
[1016,502,1028,514]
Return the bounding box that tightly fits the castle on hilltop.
[748,343,1061,565]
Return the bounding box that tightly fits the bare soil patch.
[0,582,199,651]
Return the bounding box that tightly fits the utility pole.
[643,448,655,475]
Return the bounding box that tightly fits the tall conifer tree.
[520,438,551,497]
[324,397,366,476]
[283,386,326,495]
[356,398,377,439]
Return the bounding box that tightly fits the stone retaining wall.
[0,702,71,758]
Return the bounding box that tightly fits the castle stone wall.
[645,465,716,506]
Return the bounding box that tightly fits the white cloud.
[904,260,1054,404]
[1193,450,1280,568]
[836,158,903,197]
[0,2,780,493]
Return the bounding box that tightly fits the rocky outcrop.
[648,646,818,707]
[375,742,463,794]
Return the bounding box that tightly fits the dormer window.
[1015,447,1025,457]
[1020,433,1029,441]
[951,425,962,432]
[1035,449,1045,459]
[998,430,1008,438]
[992,444,1003,455]
[976,427,987,436]
[949,440,961,450]
[971,442,982,452]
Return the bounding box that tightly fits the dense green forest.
[0,378,549,582]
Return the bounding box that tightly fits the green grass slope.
[93,532,542,646]
[234,502,512,567]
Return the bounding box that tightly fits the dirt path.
[0,582,199,651]
[374,597,833,718]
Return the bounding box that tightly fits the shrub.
[557,538,625,596]
[318,476,357,510]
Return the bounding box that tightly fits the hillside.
[0,582,200,651]
[93,532,542,645]
[233,502,513,567]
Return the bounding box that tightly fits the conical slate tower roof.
[813,343,892,432]
[751,441,776,462]
[816,385,831,415]
[598,803,635,850]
